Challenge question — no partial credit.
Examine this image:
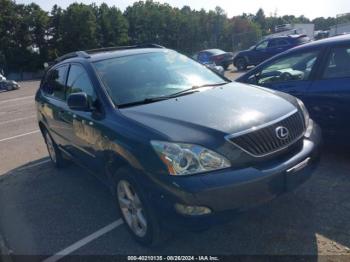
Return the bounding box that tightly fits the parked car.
[36,44,321,246]
[193,49,234,70]
[233,35,310,71]
[236,34,350,140]
[0,74,20,91]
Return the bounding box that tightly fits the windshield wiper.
[118,90,199,108]
[191,82,229,89]
[169,82,229,98]
[118,82,229,108]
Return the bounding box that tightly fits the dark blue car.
[236,35,350,140]
[233,35,310,71]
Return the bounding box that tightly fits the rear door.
[275,39,292,54]
[251,40,270,64]
[307,45,350,136]
[40,65,70,147]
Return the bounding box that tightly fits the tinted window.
[268,39,278,48]
[323,46,350,79]
[256,40,268,50]
[198,52,210,62]
[66,64,96,104]
[295,36,310,44]
[44,66,68,100]
[93,51,225,106]
[254,50,319,84]
[277,39,290,46]
[268,39,289,48]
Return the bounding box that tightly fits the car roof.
[87,48,166,62]
[202,49,225,53]
[265,34,307,40]
[51,44,168,67]
[287,34,350,51]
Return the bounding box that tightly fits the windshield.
[93,51,225,106]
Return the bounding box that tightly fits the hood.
[120,82,297,142]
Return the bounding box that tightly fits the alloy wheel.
[117,180,148,237]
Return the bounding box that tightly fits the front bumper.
[149,120,321,229]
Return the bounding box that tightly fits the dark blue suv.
[234,35,310,71]
[36,44,321,246]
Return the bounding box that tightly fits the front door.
[65,63,106,175]
[253,49,321,103]
[307,45,350,137]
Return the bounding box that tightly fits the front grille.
[227,111,305,157]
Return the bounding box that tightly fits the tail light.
[213,54,225,62]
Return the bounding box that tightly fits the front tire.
[114,168,165,246]
[235,58,247,71]
[44,130,67,168]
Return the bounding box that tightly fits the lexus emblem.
[275,126,289,140]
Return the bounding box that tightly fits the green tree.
[96,3,129,47]
[60,3,98,53]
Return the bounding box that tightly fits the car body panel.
[120,82,296,139]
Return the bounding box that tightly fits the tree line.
[1,0,349,73]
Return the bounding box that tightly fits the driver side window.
[254,50,319,85]
[256,40,269,50]
[66,64,97,105]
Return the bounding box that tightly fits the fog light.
[175,203,212,216]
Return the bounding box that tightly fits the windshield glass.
[93,51,225,106]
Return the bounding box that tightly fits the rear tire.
[114,167,166,247]
[44,130,67,168]
[235,58,247,71]
[6,85,13,91]
[223,64,229,71]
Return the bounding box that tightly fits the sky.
[15,0,350,19]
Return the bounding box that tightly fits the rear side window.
[268,39,278,48]
[198,52,210,62]
[66,64,96,104]
[323,46,350,79]
[277,39,290,46]
[43,66,68,100]
[295,36,310,45]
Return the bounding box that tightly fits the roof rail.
[54,51,90,63]
[85,43,165,54]
[51,44,165,66]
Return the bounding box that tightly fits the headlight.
[296,98,309,128]
[151,141,231,176]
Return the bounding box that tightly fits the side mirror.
[67,92,90,111]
